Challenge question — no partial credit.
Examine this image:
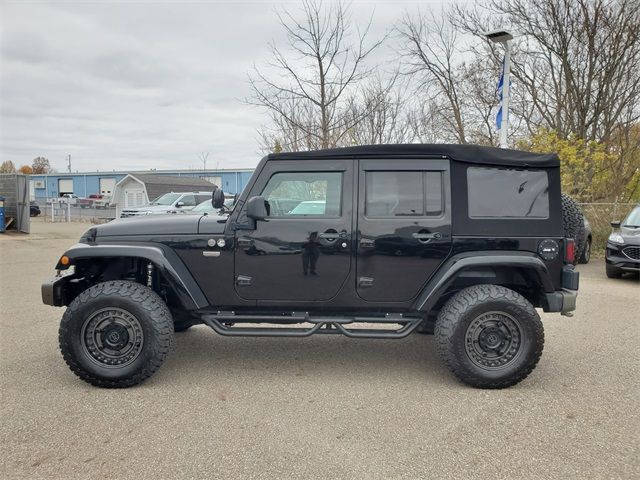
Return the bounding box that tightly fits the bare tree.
[397,10,470,144]
[397,9,507,145]
[31,157,52,174]
[345,73,414,145]
[0,160,16,173]
[453,0,640,144]
[248,0,386,152]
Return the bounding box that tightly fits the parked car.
[93,195,112,209]
[43,144,580,390]
[578,217,592,264]
[60,194,79,205]
[180,196,236,215]
[29,201,41,217]
[605,204,640,278]
[120,192,212,217]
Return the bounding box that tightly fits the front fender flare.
[413,251,555,313]
[57,243,208,310]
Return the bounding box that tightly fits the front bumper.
[41,275,73,307]
[606,242,640,272]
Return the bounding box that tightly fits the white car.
[120,192,212,217]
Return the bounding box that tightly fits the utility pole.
[67,154,72,173]
[485,30,514,149]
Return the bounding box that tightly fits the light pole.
[485,29,514,149]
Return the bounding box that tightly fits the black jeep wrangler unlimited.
[43,145,580,389]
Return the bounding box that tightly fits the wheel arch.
[413,252,555,315]
[55,243,208,310]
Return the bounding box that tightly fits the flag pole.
[499,40,511,149]
[484,29,514,149]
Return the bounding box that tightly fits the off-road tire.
[435,284,544,389]
[561,194,586,264]
[579,237,591,264]
[59,280,174,388]
[605,263,622,278]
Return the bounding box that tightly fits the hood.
[91,214,226,237]
[620,225,640,246]
[123,205,179,213]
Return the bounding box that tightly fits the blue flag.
[496,57,505,129]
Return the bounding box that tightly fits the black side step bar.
[201,313,423,339]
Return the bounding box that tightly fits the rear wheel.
[435,285,544,389]
[605,263,622,278]
[59,281,174,388]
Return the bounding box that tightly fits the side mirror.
[212,188,225,209]
[176,201,184,208]
[246,196,269,221]
[611,220,621,229]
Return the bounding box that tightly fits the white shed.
[111,174,216,217]
[112,174,147,217]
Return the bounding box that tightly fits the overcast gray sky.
[1,0,452,172]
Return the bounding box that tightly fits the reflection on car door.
[234,160,354,302]
[356,159,452,302]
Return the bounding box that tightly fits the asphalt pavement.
[1,220,638,479]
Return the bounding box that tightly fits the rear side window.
[467,167,549,219]
[365,171,443,217]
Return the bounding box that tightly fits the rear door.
[356,159,452,302]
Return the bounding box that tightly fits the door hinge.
[358,276,374,287]
[236,275,252,286]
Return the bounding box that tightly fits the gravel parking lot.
[1,220,639,480]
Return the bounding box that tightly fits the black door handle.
[412,232,442,242]
[318,229,347,242]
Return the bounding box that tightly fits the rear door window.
[365,171,443,218]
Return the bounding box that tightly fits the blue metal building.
[28,168,255,200]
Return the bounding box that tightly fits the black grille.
[622,246,640,260]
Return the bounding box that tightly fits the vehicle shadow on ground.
[160,327,453,386]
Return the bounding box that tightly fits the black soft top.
[269,144,559,168]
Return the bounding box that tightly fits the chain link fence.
[578,202,637,255]
[40,199,117,224]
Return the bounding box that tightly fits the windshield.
[192,199,215,213]
[290,201,326,215]
[623,206,640,227]
[150,193,181,206]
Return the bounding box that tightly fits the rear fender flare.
[413,252,555,313]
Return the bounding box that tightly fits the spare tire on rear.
[561,194,585,265]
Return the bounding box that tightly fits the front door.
[356,159,452,302]
[234,160,354,301]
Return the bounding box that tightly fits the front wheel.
[59,281,174,388]
[605,263,622,278]
[435,285,544,389]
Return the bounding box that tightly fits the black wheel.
[59,281,174,388]
[605,263,622,278]
[561,194,586,264]
[579,238,591,264]
[435,284,544,389]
